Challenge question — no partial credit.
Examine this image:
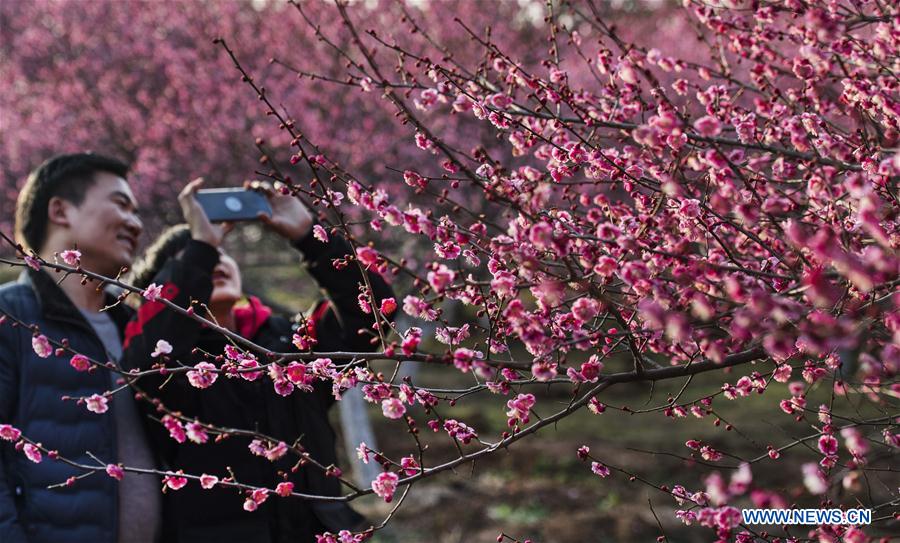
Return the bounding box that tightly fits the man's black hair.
[15,152,130,252]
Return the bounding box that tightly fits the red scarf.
[232,295,273,339]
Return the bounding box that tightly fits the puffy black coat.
[121,231,393,543]
[0,269,135,543]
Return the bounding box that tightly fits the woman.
[123,179,393,542]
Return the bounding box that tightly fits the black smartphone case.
[195,188,273,222]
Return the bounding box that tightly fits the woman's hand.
[247,180,313,242]
[178,177,233,247]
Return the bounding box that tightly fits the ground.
[350,360,896,542]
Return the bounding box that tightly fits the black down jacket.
[0,268,136,543]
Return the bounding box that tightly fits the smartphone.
[195,188,272,222]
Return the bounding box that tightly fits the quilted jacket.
[0,268,134,543]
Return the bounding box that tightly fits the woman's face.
[210,249,242,305]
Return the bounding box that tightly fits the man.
[0,153,161,542]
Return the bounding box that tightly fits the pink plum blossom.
[59,249,81,266]
[23,443,42,463]
[163,471,188,491]
[106,464,124,480]
[372,471,399,502]
[151,339,172,358]
[0,425,22,442]
[85,394,109,414]
[275,482,294,497]
[186,362,218,389]
[142,283,163,302]
[379,297,397,315]
[590,462,611,478]
[31,335,52,358]
[69,354,90,372]
[381,397,406,419]
[312,224,328,243]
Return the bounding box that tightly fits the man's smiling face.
[63,171,143,275]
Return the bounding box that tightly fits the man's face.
[62,172,142,275]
